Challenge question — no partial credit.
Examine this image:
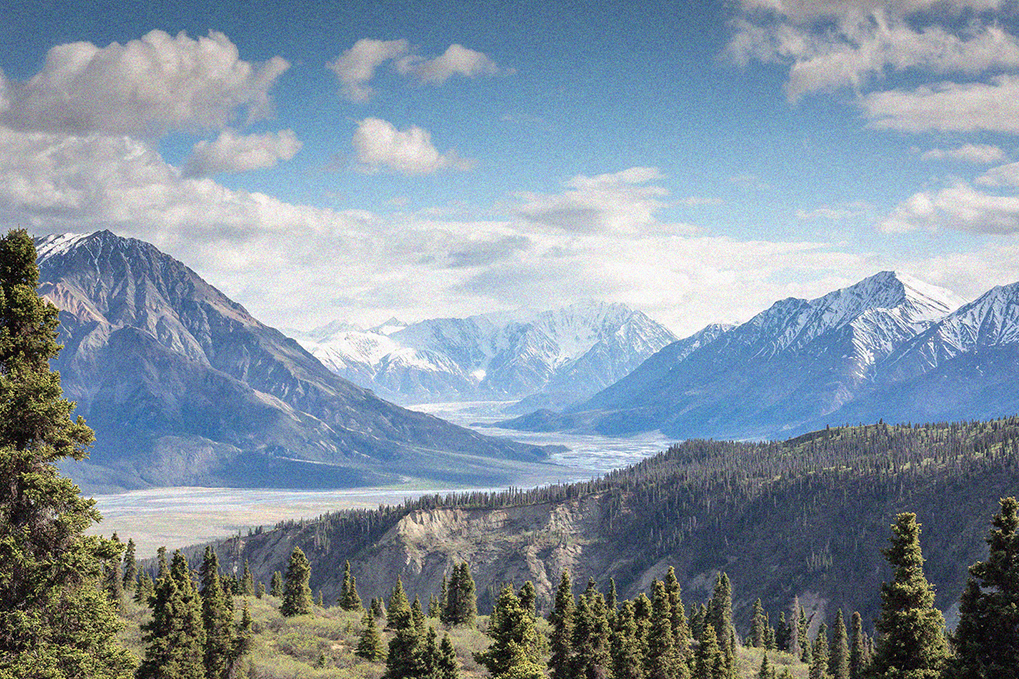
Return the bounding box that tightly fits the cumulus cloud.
[922,143,1008,163]
[182,129,302,177]
[514,167,683,234]
[880,182,1019,234]
[396,44,503,84]
[327,39,507,101]
[326,38,411,102]
[861,75,1019,132]
[0,30,288,135]
[351,118,473,175]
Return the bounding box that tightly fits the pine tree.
[0,229,134,678]
[135,570,155,604]
[570,587,613,679]
[200,546,235,679]
[371,596,387,620]
[759,652,774,679]
[233,600,253,670]
[750,598,767,647]
[798,603,812,665]
[122,538,138,592]
[848,612,866,679]
[694,623,724,679]
[475,585,546,679]
[387,578,411,630]
[870,513,948,679]
[385,578,424,679]
[706,573,732,649]
[103,533,125,608]
[257,581,265,599]
[442,562,477,627]
[241,560,254,596]
[549,571,576,679]
[357,611,386,661]
[138,550,207,679]
[436,633,461,679]
[664,566,690,658]
[829,610,849,679]
[809,623,828,679]
[340,560,364,611]
[611,601,645,679]
[775,611,790,652]
[647,579,686,679]
[280,546,313,617]
[607,578,618,614]
[270,570,283,597]
[520,580,537,618]
[945,496,1019,679]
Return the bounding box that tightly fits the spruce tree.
[385,578,424,679]
[436,633,461,679]
[706,573,733,649]
[549,570,575,679]
[387,578,411,630]
[694,623,724,679]
[442,562,477,627]
[570,588,613,679]
[798,603,812,665]
[848,612,866,679]
[475,585,546,679]
[809,623,828,679]
[122,538,138,592]
[241,560,254,596]
[750,598,767,648]
[135,570,155,604]
[520,580,537,618]
[774,611,790,652]
[0,229,134,678]
[257,581,265,599]
[944,496,1019,679]
[829,610,849,679]
[759,652,774,679]
[611,601,645,679]
[138,550,207,679]
[870,513,948,679]
[664,566,690,657]
[647,579,686,679]
[270,570,283,597]
[103,533,125,608]
[200,546,235,679]
[340,560,363,611]
[357,611,386,661]
[280,546,313,617]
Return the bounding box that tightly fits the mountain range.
[289,301,678,411]
[503,270,1019,439]
[35,231,550,492]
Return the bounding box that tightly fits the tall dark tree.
[945,496,1019,679]
[387,578,411,631]
[475,585,546,679]
[340,560,363,611]
[694,623,724,679]
[200,546,235,679]
[357,611,386,661]
[664,566,690,657]
[870,513,948,679]
[809,623,828,679]
[848,612,867,679]
[774,611,790,652]
[647,579,686,679]
[270,571,283,597]
[570,587,613,679]
[611,601,645,679]
[706,573,732,649]
[798,603,812,665]
[241,560,254,596]
[549,571,576,679]
[442,562,477,627]
[102,533,125,608]
[0,229,134,679]
[138,550,207,679]
[520,580,537,618]
[385,578,424,679]
[280,546,313,617]
[749,598,767,648]
[436,633,461,679]
[122,538,138,592]
[829,610,850,679]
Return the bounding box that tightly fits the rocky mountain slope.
[197,418,1019,631]
[35,231,550,492]
[291,302,678,409]
[504,271,979,439]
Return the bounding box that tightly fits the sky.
[2,0,1019,336]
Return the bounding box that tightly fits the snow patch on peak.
[35,232,90,263]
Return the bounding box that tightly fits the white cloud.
[977,161,1019,187]
[351,118,472,175]
[327,39,507,101]
[326,38,410,102]
[183,129,301,177]
[1,30,288,135]
[514,167,683,234]
[880,181,1019,234]
[921,143,1008,163]
[862,75,1019,132]
[396,44,503,84]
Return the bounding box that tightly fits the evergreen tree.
[870,513,948,679]
[809,623,828,679]
[570,588,613,679]
[758,653,774,679]
[233,601,254,671]
[371,596,387,620]
[385,578,425,679]
[607,578,618,615]
[429,594,442,618]
[798,603,812,665]
[611,601,645,679]
[664,566,690,657]
[103,533,125,608]
[241,560,254,596]
[138,550,207,679]
[270,570,283,597]
[280,546,313,617]
[122,538,138,592]
[774,611,790,652]
[945,496,1019,679]
[0,229,134,678]
[750,598,767,648]
[829,610,849,679]
[549,571,576,679]
[647,579,686,679]
[317,590,325,608]
[436,633,461,679]
[706,573,733,649]
[520,580,537,618]
[135,570,155,604]
[387,578,411,631]
[200,546,235,679]
[340,560,363,611]
[257,581,265,599]
[475,585,546,679]
[848,612,866,679]
[763,614,776,650]
[357,610,386,661]
[694,623,724,679]
[442,562,478,627]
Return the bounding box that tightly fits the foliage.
[281,546,314,617]
[0,229,134,679]
[137,550,207,679]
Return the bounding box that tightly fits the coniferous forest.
[3,226,1019,679]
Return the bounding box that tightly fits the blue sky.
[1,0,1018,334]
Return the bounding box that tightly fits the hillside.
[35,231,552,492]
[192,417,1019,633]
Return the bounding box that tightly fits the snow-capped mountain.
[505,271,975,439]
[35,231,547,492]
[293,301,678,408]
